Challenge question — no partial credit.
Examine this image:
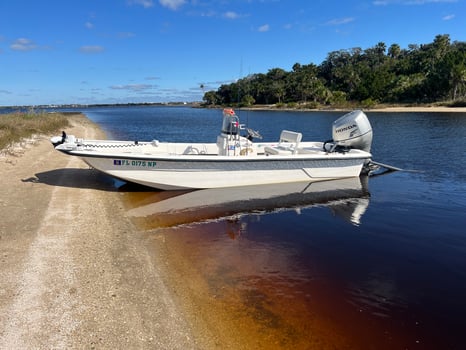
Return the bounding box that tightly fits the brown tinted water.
[119,177,458,350]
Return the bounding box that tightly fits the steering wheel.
[246,128,262,140]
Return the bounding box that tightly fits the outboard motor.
[328,110,373,152]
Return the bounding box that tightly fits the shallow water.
[78,106,466,349]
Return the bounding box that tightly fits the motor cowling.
[332,110,373,152]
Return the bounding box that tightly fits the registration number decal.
[113,159,156,167]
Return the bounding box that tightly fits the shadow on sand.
[23,168,126,192]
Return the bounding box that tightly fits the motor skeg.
[332,110,373,152]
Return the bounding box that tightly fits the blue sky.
[0,0,464,106]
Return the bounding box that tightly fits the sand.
[244,105,466,113]
[362,106,466,112]
[0,115,204,349]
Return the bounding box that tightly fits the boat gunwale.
[61,149,371,162]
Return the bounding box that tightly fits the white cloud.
[85,21,94,29]
[221,11,249,20]
[258,24,270,32]
[200,10,216,17]
[373,0,458,5]
[118,32,135,39]
[110,84,154,91]
[223,11,239,19]
[406,0,458,3]
[442,14,455,20]
[10,38,37,51]
[79,45,105,53]
[159,0,186,10]
[128,0,154,8]
[326,17,355,25]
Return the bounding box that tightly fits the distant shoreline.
[356,106,466,112]
[236,105,466,113]
[1,103,465,114]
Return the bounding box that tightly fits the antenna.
[237,57,243,109]
[236,57,251,128]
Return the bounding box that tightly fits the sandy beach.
[362,106,466,112]
[0,114,206,349]
[242,105,466,113]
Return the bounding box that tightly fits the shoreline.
[236,105,466,113]
[2,104,465,115]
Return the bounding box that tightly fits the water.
[75,106,466,349]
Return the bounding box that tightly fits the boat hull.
[75,152,368,190]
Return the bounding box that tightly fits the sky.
[0,0,464,107]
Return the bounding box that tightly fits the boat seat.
[264,130,302,155]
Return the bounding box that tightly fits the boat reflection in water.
[123,176,376,349]
[126,176,370,230]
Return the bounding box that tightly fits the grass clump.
[0,111,70,151]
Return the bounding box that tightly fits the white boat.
[51,109,373,190]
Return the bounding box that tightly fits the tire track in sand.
[0,152,85,349]
[0,132,90,349]
[0,120,200,349]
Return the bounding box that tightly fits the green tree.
[265,68,288,104]
[241,94,255,107]
[204,34,465,106]
[202,90,220,105]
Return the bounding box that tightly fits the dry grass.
[0,111,70,151]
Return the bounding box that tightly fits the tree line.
[202,34,466,108]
